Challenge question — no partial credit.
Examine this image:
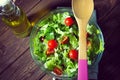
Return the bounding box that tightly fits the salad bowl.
[30,7,104,80]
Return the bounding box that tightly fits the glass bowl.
[30,7,104,80]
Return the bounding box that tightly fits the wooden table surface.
[0,0,120,80]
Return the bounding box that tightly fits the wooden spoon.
[72,0,94,80]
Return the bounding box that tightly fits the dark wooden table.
[0,0,120,80]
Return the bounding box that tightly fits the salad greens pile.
[31,9,104,77]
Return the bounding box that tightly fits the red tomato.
[86,32,90,38]
[64,17,74,26]
[53,67,62,75]
[87,40,91,48]
[48,40,58,49]
[61,36,69,44]
[68,49,78,60]
[46,48,55,56]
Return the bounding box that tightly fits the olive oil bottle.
[0,0,32,38]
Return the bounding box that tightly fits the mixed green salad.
[31,9,104,77]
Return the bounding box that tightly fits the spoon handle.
[78,59,88,80]
[76,19,88,80]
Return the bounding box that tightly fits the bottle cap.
[0,0,10,7]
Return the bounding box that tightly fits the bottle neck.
[0,0,19,16]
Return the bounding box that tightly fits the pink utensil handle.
[78,59,88,80]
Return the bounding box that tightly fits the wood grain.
[0,31,29,73]
[0,49,44,80]
[27,0,65,26]
[94,0,120,80]
[41,74,53,80]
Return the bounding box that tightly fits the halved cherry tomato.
[86,32,91,38]
[64,17,74,26]
[87,40,91,48]
[61,36,69,44]
[46,48,55,56]
[68,49,78,60]
[53,67,62,75]
[48,40,58,49]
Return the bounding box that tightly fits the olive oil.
[0,0,32,38]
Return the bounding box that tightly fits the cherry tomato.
[64,17,74,26]
[86,32,91,38]
[46,48,55,56]
[68,49,78,60]
[87,40,91,48]
[53,67,62,75]
[61,36,69,44]
[48,40,58,49]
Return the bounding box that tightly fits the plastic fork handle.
[78,59,88,80]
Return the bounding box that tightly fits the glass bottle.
[0,0,32,38]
